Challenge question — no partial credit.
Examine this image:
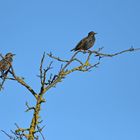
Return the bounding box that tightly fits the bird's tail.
[70,48,75,51]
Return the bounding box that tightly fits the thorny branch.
[1,47,140,140]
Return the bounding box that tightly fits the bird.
[71,31,97,51]
[0,53,15,77]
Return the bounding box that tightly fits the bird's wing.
[74,37,87,50]
[0,60,4,69]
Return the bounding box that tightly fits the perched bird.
[71,31,97,51]
[0,53,15,76]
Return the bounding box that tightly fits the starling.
[0,53,15,76]
[71,31,97,51]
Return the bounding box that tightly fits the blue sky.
[0,0,140,140]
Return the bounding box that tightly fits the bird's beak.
[12,54,16,56]
[94,32,97,34]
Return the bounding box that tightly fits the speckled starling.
[71,31,97,51]
[0,53,15,76]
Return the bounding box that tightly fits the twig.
[47,52,69,63]
[1,130,14,139]
[85,47,140,57]
[25,102,35,112]
[40,52,46,85]
[36,125,46,140]
[61,51,79,71]
[0,70,9,91]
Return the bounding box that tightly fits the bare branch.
[40,52,46,85]
[40,60,53,93]
[72,58,84,65]
[0,70,9,91]
[36,125,46,140]
[61,51,79,71]
[25,102,35,112]
[1,130,14,139]
[47,52,84,65]
[14,123,29,139]
[10,67,38,99]
[85,47,140,58]
[1,46,139,140]
[47,52,69,63]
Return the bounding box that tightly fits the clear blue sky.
[0,0,140,140]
